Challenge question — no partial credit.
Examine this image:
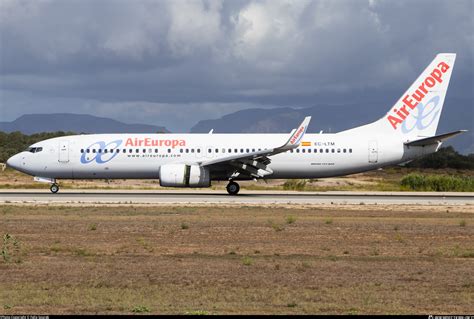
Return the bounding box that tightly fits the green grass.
[400,174,474,192]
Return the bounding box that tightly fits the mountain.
[191,99,473,154]
[0,113,169,134]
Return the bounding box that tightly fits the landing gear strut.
[226,181,240,195]
[50,183,59,194]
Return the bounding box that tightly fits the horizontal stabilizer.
[404,130,467,147]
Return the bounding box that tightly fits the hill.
[0,113,168,134]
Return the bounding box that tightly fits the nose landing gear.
[226,181,240,195]
[50,183,59,194]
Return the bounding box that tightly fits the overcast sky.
[0,0,472,132]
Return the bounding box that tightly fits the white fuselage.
[6,130,432,181]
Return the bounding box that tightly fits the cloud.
[0,0,472,133]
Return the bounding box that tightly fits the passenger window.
[325,149,329,153]
[155,149,158,153]
[343,149,346,153]
[228,148,232,153]
[129,149,132,153]
[93,149,96,153]
[86,149,90,153]
[36,147,43,152]
[185,149,189,153]
[80,149,84,153]
[314,149,317,153]
[246,148,249,153]
[337,149,340,153]
[308,149,311,153]
[136,149,139,153]
[296,149,300,153]
[117,149,121,153]
[168,149,171,153]
[215,149,219,153]
[180,149,183,153]
[197,149,200,153]
[302,149,305,153]
[191,149,195,153]
[123,149,126,153]
[222,148,226,153]
[208,149,212,153]
[234,149,238,153]
[331,149,335,153]
[252,148,255,152]
[349,149,353,153]
[240,149,244,153]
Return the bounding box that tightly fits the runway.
[1,189,473,205]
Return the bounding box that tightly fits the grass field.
[1,204,473,314]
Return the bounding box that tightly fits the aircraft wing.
[200,116,311,179]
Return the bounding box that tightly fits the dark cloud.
[0,0,472,137]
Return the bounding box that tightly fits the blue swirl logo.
[80,140,122,164]
[401,96,441,134]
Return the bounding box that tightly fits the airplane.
[6,53,466,195]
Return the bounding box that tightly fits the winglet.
[278,116,311,151]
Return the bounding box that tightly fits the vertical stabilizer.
[363,54,456,141]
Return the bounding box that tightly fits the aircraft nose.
[6,154,21,170]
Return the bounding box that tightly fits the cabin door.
[59,141,70,163]
[368,140,378,163]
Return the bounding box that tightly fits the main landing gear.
[226,181,240,195]
[50,183,60,194]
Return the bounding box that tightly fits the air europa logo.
[81,140,122,164]
[290,126,305,144]
[125,138,185,148]
[387,61,450,130]
[401,96,441,134]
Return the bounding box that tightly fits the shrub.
[400,174,474,192]
[285,215,296,224]
[242,256,253,266]
[283,179,307,191]
[131,305,150,313]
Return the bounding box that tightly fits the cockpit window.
[26,147,43,153]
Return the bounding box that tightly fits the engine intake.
[159,164,210,187]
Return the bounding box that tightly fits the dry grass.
[0,204,473,314]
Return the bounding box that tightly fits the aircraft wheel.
[226,181,240,195]
[50,184,59,194]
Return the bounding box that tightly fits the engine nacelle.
[159,164,210,187]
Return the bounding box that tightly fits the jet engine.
[159,164,210,187]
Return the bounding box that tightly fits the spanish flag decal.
[301,141,311,147]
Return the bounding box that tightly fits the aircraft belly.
[72,161,158,179]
